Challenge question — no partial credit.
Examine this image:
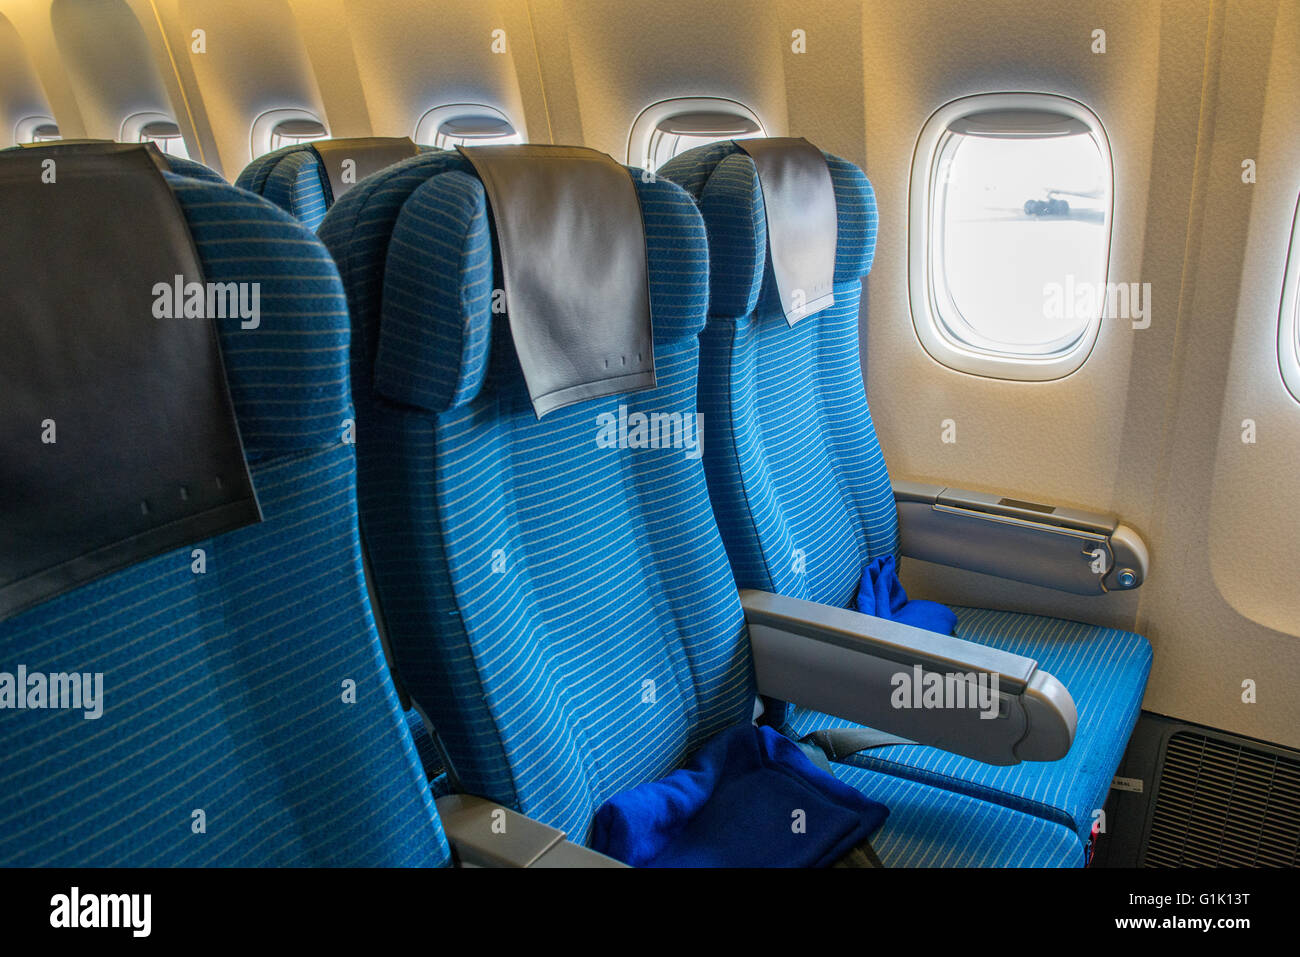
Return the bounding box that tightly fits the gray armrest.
[433,794,627,868]
[531,840,628,868]
[740,590,1077,766]
[894,479,1149,595]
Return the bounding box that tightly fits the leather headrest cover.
[18,138,170,172]
[458,144,655,418]
[18,138,114,148]
[735,137,838,325]
[312,137,420,204]
[0,145,261,620]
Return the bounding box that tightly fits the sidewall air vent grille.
[1144,730,1300,867]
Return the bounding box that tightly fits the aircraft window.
[270,118,329,151]
[250,109,329,159]
[16,117,61,143]
[141,122,189,158]
[1280,195,1300,403]
[414,104,522,149]
[910,94,1113,380]
[628,97,765,169]
[122,112,190,159]
[647,112,763,168]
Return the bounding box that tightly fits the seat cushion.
[831,765,1084,867]
[785,606,1152,844]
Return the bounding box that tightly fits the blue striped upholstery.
[236,143,436,230]
[236,145,331,229]
[322,151,1083,866]
[0,173,451,866]
[662,145,898,611]
[786,608,1150,842]
[659,142,1152,849]
[164,155,227,184]
[405,708,443,780]
[832,765,1084,867]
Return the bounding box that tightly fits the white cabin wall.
[46,0,172,140]
[143,0,549,176]
[1141,0,1300,747]
[147,0,329,175]
[0,10,53,141]
[528,0,790,163]
[857,0,1181,627]
[335,0,544,144]
[774,0,866,169]
[0,0,92,139]
[286,0,373,141]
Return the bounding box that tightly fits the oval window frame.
[626,96,765,170]
[908,92,1115,381]
[1279,194,1300,404]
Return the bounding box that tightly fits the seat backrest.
[659,141,898,610]
[0,146,450,867]
[236,137,429,229]
[320,149,756,840]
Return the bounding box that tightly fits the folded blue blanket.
[856,554,958,635]
[589,724,888,867]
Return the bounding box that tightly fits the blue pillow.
[856,555,958,635]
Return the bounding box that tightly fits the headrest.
[658,140,878,320]
[310,136,421,204]
[734,138,836,324]
[17,138,169,171]
[457,144,655,418]
[0,145,260,621]
[317,150,707,417]
[18,138,116,148]
[236,138,428,229]
[372,165,496,415]
[11,140,226,184]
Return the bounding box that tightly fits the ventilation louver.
[1145,731,1300,867]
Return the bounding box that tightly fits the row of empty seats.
[0,135,1151,867]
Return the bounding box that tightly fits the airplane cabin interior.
[0,0,1294,935]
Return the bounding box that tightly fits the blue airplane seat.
[0,145,451,867]
[236,137,435,230]
[658,140,1152,850]
[319,146,1085,866]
